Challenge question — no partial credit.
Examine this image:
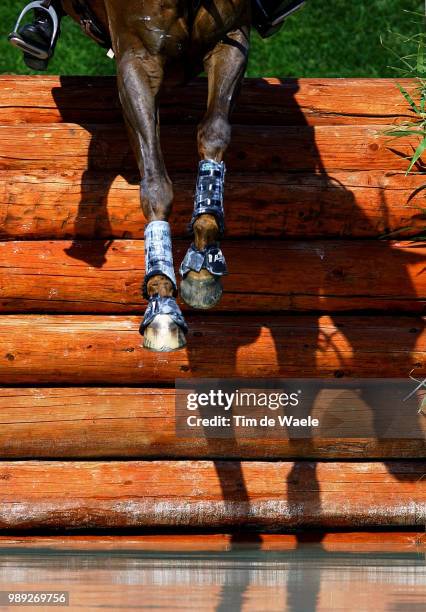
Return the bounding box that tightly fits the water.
[0,545,424,611]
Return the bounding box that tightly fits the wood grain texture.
[0,240,423,314]
[0,532,424,552]
[0,170,424,240]
[0,76,423,537]
[0,77,416,125]
[0,460,424,529]
[0,314,423,384]
[0,124,418,172]
[0,388,424,459]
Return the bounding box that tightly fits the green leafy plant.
[386,83,425,174]
[381,9,426,241]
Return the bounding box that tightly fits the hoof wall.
[143,314,186,352]
[180,272,223,310]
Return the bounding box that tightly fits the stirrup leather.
[8,1,59,60]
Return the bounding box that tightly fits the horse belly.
[120,1,190,58]
[191,0,250,49]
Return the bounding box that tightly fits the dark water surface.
[0,545,424,611]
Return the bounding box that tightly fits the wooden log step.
[0,532,424,552]
[0,170,424,240]
[0,77,416,126]
[0,388,424,460]
[0,124,417,172]
[0,240,424,314]
[0,315,423,384]
[0,461,424,529]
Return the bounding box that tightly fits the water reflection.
[0,545,424,611]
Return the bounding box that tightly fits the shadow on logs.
[44,78,423,612]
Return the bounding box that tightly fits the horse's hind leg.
[180,28,249,309]
[114,37,187,351]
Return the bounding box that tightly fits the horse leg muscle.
[180,27,249,309]
[115,43,172,232]
[110,26,186,350]
[196,26,249,244]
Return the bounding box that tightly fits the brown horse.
[61,0,251,352]
[12,0,303,351]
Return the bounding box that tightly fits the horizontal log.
[0,532,424,552]
[0,77,416,125]
[0,388,424,459]
[0,240,424,314]
[0,170,424,240]
[0,461,424,529]
[0,124,417,172]
[0,315,423,384]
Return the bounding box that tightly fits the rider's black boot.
[9,6,60,71]
[22,9,56,70]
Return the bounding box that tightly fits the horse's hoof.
[143,314,186,352]
[180,271,223,310]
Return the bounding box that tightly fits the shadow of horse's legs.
[63,167,114,267]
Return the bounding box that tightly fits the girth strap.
[71,0,111,48]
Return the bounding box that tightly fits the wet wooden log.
[0,170,423,240]
[0,460,424,529]
[0,124,418,173]
[0,532,423,552]
[0,388,424,459]
[0,240,423,314]
[0,314,423,384]
[0,77,416,125]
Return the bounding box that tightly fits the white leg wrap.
[143,221,176,298]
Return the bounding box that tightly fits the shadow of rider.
[185,77,424,611]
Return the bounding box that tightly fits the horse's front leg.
[115,41,187,351]
[180,28,249,309]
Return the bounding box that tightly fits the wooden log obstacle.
[0,76,424,531]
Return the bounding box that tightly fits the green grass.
[0,0,423,77]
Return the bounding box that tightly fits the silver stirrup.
[8,1,59,60]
